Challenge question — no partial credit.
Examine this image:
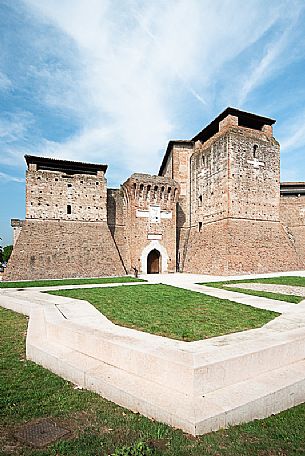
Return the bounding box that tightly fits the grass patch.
[48,284,278,341]
[0,276,145,289]
[199,276,305,304]
[1,306,305,455]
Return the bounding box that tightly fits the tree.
[3,245,13,262]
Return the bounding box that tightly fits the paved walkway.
[1,270,305,314]
[0,281,148,293]
[141,272,305,313]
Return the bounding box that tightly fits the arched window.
[147,185,151,199]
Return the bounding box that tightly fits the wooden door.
[147,249,160,274]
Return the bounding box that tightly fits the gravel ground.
[224,283,305,297]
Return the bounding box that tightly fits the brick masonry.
[4,157,125,280]
[280,194,305,266]
[4,220,125,280]
[4,108,305,280]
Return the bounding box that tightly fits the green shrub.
[3,244,13,262]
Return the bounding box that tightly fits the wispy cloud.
[280,111,305,152]
[0,171,24,183]
[17,0,295,179]
[0,112,35,167]
[0,113,32,143]
[1,0,305,243]
[238,6,305,106]
[0,71,12,91]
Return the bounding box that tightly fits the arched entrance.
[147,249,161,274]
[140,241,169,274]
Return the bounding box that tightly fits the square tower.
[178,108,302,274]
[25,155,108,222]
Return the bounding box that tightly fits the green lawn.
[199,276,305,304]
[1,306,305,456]
[48,284,278,341]
[0,276,145,289]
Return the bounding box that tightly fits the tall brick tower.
[4,156,125,280]
[160,107,302,274]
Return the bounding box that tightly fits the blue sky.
[1,0,305,245]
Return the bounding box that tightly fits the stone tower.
[4,156,125,280]
[107,173,179,275]
[160,107,303,274]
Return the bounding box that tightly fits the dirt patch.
[147,438,170,451]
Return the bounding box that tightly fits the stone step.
[43,300,305,396]
[192,327,305,394]
[27,333,305,436]
[196,358,305,434]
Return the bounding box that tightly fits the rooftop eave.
[192,107,276,143]
[24,155,108,175]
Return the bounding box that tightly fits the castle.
[4,107,305,281]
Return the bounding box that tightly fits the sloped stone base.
[183,219,304,275]
[3,220,125,281]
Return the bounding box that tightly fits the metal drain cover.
[14,419,70,448]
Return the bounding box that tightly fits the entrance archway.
[140,241,169,274]
[147,249,161,274]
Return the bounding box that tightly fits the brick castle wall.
[4,220,125,280]
[280,194,305,266]
[183,218,302,275]
[107,188,129,273]
[26,166,107,222]
[5,108,305,280]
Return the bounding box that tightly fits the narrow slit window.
[253,144,258,158]
[67,204,72,214]
[198,222,202,232]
